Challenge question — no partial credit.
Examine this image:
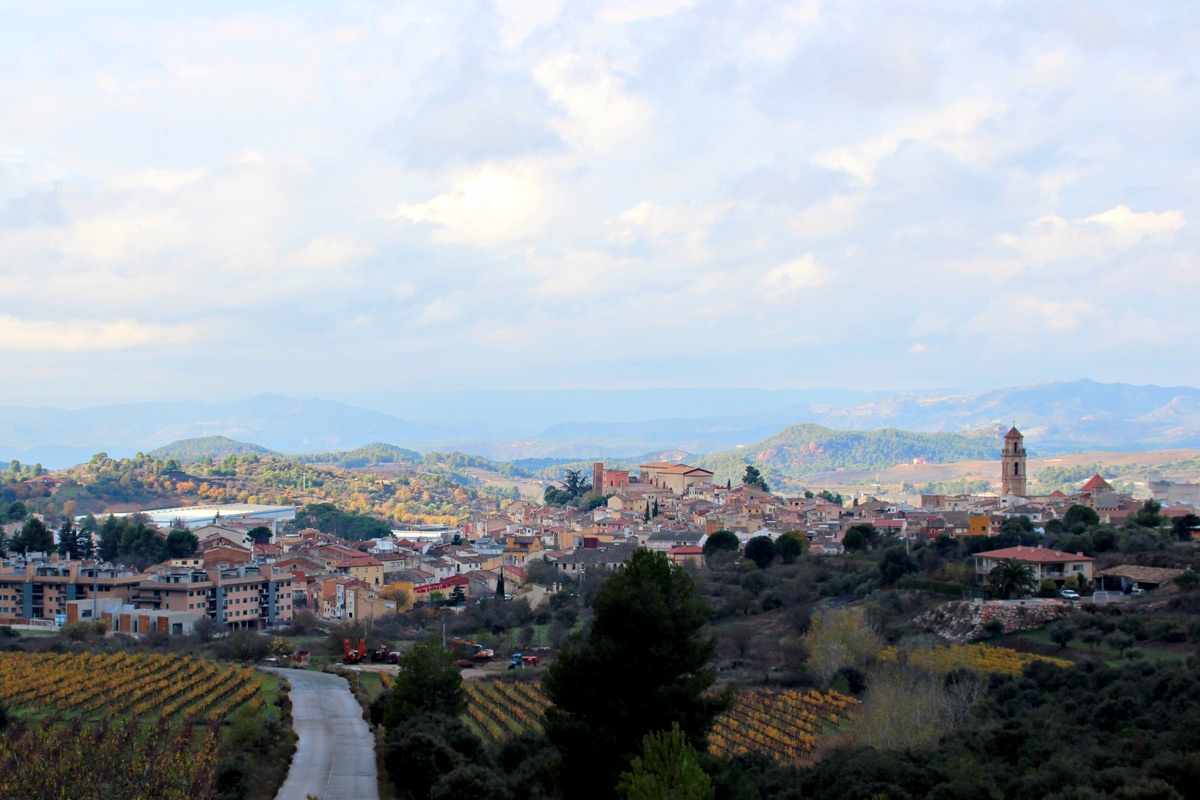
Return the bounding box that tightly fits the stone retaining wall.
[914,600,1072,642]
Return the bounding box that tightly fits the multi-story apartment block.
[0,557,142,622]
[132,563,295,629]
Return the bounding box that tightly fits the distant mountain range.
[3,379,1200,469]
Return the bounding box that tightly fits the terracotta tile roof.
[1080,474,1115,493]
[975,545,1094,563]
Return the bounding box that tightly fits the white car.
[1060,589,1080,600]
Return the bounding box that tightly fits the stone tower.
[1001,426,1027,497]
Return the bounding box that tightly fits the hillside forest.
[0,450,499,530]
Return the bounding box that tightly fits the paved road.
[270,668,379,800]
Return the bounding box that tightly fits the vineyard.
[0,652,269,800]
[708,689,855,762]
[877,643,1073,676]
[0,651,264,724]
[463,681,856,764]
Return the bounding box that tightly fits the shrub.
[1174,571,1200,591]
[744,537,777,570]
[982,619,1005,639]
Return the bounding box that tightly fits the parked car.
[1129,587,1146,597]
[1060,589,1080,600]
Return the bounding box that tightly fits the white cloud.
[610,200,728,260]
[1085,205,1185,246]
[110,167,207,192]
[0,3,1199,398]
[790,194,864,238]
[758,255,830,299]
[0,316,199,352]
[413,294,464,326]
[999,205,1185,266]
[813,96,1007,184]
[284,234,374,271]
[595,0,696,25]
[533,54,652,154]
[391,162,548,244]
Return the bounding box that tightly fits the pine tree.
[57,517,79,560]
[543,549,728,799]
[617,725,713,800]
[12,518,55,554]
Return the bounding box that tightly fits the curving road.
[269,668,379,800]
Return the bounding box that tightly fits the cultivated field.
[461,680,857,764]
[0,651,271,799]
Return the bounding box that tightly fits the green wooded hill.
[148,436,277,462]
[296,442,422,468]
[695,424,999,490]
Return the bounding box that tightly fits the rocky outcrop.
[914,600,1072,642]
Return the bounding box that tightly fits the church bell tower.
[1001,426,1027,497]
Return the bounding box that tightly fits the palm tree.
[988,558,1036,599]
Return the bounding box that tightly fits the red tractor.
[371,644,402,664]
[343,638,367,664]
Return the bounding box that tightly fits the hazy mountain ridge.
[3,380,1200,469]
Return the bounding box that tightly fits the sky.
[0,1,1197,407]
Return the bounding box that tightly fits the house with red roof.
[668,546,704,568]
[973,545,1095,586]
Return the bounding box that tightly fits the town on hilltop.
[2,426,1198,634]
[4,427,1200,800]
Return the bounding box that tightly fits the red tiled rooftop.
[975,545,1094,563]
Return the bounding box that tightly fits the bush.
[877,547,918,585]
[215,629,270,662]
[776,532,808,564]
[0,626,16,639]
[832,666,868,695]
[1175,571,1200,591]
[744,536,777,569]
[702,531,739,560]
[982,619,1005,639]
[383,714,491,800]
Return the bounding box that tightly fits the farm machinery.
[451,637,495,668]
[370,644,402,664]
[342,638,367,664]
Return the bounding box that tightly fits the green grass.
[356,671,387,700]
